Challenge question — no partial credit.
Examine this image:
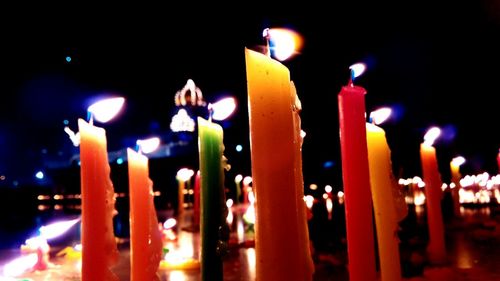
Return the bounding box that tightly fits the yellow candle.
[78,118,119,281]
[420,142,446,264]
[291,82,315,278]
[127,148,163,281]
[245,48,313,281]
[450,157,464,218]
[366,123,402,281]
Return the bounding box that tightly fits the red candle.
[337,79,377,281]
[420,127,446,264]
[193,170,201,230]
[78,118,119,281]
[127,148,163,281]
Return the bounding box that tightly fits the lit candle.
[78,118,119,281]
[245,48,313,281]
[127,148,163,281]
[450,156,465,218]
[420,127,446,264]
[366,118,402,281]
[337,64,377,281]
[197,116,228,281]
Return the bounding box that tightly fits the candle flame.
[235,174,243,183]
[136,137,160,154]
[176,168,194,181]
[39,217,81,240]
[163,218,177,230]
[243,176,253,186]
[87,97,125,123]
[369,107,392,125]
[423,127,441,146]
[2,253,38,277]
[349,63,367,79]
[451,156,466,167]
[209,97,237,121]
[265,28,303,61]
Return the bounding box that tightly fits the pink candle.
[337,70,376,281]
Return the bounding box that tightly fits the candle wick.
[263,28,271,58]
[207,103,213,122]
[87,112,94,125]
[348,69,355,87]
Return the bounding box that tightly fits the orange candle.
[78,118,119,281]
[245,48,313,281]
[420,128,446,264]
[127,148,163,281]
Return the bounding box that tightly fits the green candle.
[197,117,228,281]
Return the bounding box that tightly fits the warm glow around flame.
[87,97,125,123]
[210,97,236,121]
[176,168,194,182]
[266,28,303,61]
[349,63,367,79]
[136,137,160,154]
[451,156,466,167]
[370,107,392,125]
[39,217,81,240]
[423,127,441,146]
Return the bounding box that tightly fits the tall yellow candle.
[245,48,313,281]
[420,128,446,264]
[127,148,163,281]
[366,123,402,281]
[78,118,119,281]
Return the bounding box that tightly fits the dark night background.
[0,4,499,195]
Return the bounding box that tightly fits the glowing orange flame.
[369,107,392,125]
[87,97,125,123]
[265,28,303,61]
[423,127,441,146]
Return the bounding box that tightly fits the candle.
[78,118,119,281]
[245,48,313,281]
[450,156,465,218]
[337,67,377,281]
[366,122,402,281]
[197,116,228,281]
[127,148,163,281]
[291,81,315,277]
[420,127,446,264]
[193,170,201,230]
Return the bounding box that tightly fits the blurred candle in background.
[420,127,447,264]
[450,156,465,218]
[337,63,377,281]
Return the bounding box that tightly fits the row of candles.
[3,28,500,281]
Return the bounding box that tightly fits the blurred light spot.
[63,119,69,125]
[66,56,72,63]
[236,145,243,152]
[35,171,44,180]
[323,161,334,169]
[116,157,124,165]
